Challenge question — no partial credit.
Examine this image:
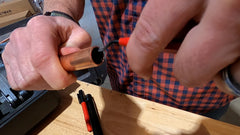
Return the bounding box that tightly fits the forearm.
[44,0,85,21]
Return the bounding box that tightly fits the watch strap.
[44,10,79,24]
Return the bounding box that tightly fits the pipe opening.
[92,47,104,64]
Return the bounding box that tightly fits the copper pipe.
[0,37,9,44]
[60,46,104,71]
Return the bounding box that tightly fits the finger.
[59,47,81,56]
[3,29,51,90]
[126,0,204,79]
[60,29,91,55]
[56,17,92,55]
[3,29,27,90]
[17,43,53,90]
[2,43,18,89]
[61,25,92,49]
[174,0,240,87]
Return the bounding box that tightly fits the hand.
[2,15,91,90]
[126,0,240,90]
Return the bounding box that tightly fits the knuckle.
[177,78,198,88]
[13,77,28,90]
[21,77,39,90]
[134,19,162,50]
[52,77,75,90]
[131,64,148,77]
[13,72,35,90]
[2,48,8,61]
[31,51,50,69]
[52,83,66,90]
[17,81,29,90]
[9,27,24,40]
[173,67,206,87]
[27,15,47,27]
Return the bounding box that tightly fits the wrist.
[43,0,84,21]
[44,10,79,24]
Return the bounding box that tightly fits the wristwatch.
[222,66,240,96]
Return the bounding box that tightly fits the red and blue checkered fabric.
[91,0,235,114]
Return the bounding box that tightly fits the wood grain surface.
[30,81,240,135]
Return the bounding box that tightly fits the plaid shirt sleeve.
[90,0,235,114]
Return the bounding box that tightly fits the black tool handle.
[85,94,103,135]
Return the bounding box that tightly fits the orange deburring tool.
[118,37,129,46]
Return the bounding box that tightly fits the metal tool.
[98,37,129,52]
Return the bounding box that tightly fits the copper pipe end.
[60,46,104,71]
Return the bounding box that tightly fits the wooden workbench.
[30,80,240,135]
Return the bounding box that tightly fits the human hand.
[126,0,240,92]
[2,15,91,90]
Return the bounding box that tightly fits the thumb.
[126,0,203,79]
[58,19,92,55]
[173,0,240,87]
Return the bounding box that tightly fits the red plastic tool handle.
[118,37,130,46]
[81,102,93,132]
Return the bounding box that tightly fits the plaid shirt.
[91,0,235,114]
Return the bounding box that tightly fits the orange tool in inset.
[97,37,129,52]
[118,37,130,46]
